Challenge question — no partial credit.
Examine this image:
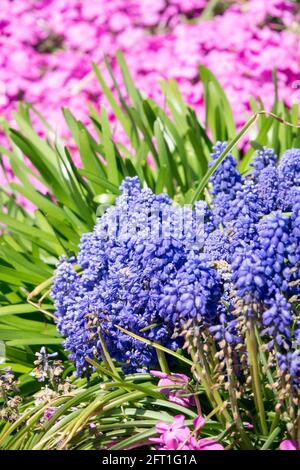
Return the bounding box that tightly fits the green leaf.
[0,316,56,334]
[6,337,62,346]
[115,325,193,367]
[110,428,156,450]
[154,121,174,195]
[78,127,106,193]
[0,212,64,256]
[0,363,32,374]
[78,169,120,194]
[192,113,259,203]
[160,79,188,135]
[199,65,236,150]
[62,108,80,146]
[100,106,119,186]
[116,51,143,115]
[0,304,53,317]
[260,427,281,450]
[92,62,132,141]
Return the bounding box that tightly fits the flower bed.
[0,0,299,135]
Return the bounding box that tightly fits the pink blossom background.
[0,0,299,171]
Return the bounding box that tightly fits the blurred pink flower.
[279,439,299,450]
[0,0,299,203]
[0,0,298,135]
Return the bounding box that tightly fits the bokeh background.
[0,1,299,140]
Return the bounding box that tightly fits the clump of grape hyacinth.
[52,144,300,433]
[52,177,208,375]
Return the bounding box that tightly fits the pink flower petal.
[198,438,224,450]
[279,440,299,451]
[150,370,169,379]
[172,415,186,428]
[156,421,170,433]
[193,415,205,430]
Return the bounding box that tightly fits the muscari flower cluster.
[52,145,300,394]
[30,347,73,423]
[52,179,188,374]
[31,346,64,385]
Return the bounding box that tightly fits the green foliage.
[0,54,299,449]
[0,367,202,450]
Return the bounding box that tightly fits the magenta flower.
[197,438,225,450]
[279,440,299,450]
[150,414,224,450]
[150,370,169,379]
[153,415,193,450]
[150,370,195,408]
[43,406,57,422]
[193,415,205,430]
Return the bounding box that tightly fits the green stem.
[194,394,202,416]
[190,343,231,424]
[191,109,300,203]
[261,427,281,450]
[270,409,280,434]
[224,349,254,450]
[297,409,300,450]
[246,319,268,436]
[156,349,170,374]
[99,331,121,380]
[200,0,220,20]
[191,113,259,203]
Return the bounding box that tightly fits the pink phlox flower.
[279,439,299,450]
[150,370,195,407]
[197,438,225,450]
[151,414,224,450]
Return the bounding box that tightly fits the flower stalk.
[246,319,268,436]
[188,339,231,424]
